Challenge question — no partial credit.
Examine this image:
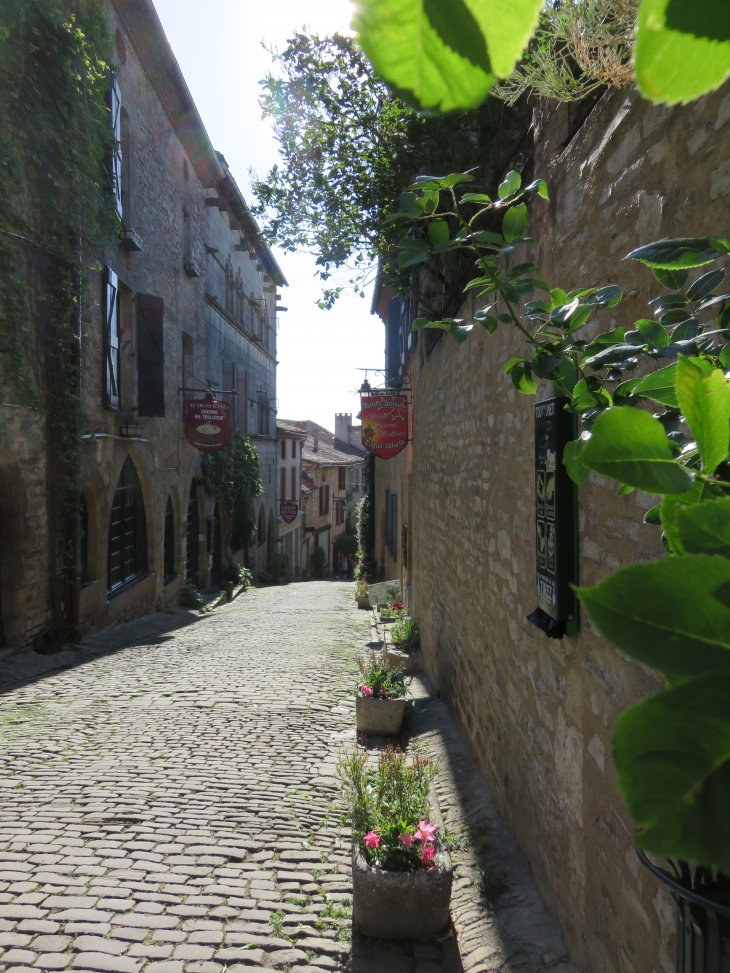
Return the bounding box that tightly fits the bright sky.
[152,0,384,432]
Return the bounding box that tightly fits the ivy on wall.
[201,428,263,554]
[0,0,115,642]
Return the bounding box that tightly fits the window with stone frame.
[319,485,330,516]
[338,467,347,491]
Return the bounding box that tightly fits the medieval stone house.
[371,85,730,973]
[0,0,284,653]
[287,419,366,574]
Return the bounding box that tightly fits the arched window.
[80,495,89,585]
[186,481,199,585]
[164,495,175,584]
[258,507,266,548]
[108,456,147,592]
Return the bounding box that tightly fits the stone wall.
[406,83,730,973]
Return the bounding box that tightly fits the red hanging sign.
[186,398,232,453]
[280,501,298,524]
[361,395,408,459]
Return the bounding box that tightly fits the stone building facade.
[373,84,730,973]
[288,419,366,574]
[0,0,284,652]
[276,420,306,578]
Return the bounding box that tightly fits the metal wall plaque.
[534,397,577,624]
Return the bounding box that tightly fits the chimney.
[313,430,319,451]
[335,413,352,443]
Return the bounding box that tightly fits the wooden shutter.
[236,369,248,432]
[109,74,123,220]
[291,468,297,503]
[280,468,287,502]
[104,267,120,410]
[339,467,346,491]
[137,294,165,417]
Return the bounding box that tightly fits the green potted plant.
[340,746,453,940]
[391,616,419,651]
[356,578,370,609]
[356,653,406,735]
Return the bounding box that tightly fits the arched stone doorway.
[0,455,28,649]
[186,480,200,586]
[267,509,275,572]
[107,455,147,593]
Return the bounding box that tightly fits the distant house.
[281,417,367,574]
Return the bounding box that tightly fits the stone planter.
[356,694,406,735]
[356,596,370,610]
[386,646,423,674]
[352,836,453,940]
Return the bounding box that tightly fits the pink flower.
[364,832,380,849]
[398,833,414,849]
[414,821,436,844]
[361,685,373,697]
[421,845,436,864]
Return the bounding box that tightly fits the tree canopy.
[251,31,531,308]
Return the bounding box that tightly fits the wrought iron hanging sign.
[280,501,298,524]
[529,397,578,638]
[186,397,232,453]
[360,394,408,459]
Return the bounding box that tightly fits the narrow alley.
[0,585,577,973]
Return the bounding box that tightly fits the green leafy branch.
[353,0,730,111]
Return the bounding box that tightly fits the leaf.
[634,0,730,106]
[721,345,730,369]
[502,203,528,243]
[565,305,593,333]
[687,268,726,301]
[407,172,476,191]
[397,238,430,268]
[428,219,450,245]
[612,674,730,874]
[617,483,635,496]
[498,170,522,199]
[636,319,670,348]
[352,0,544,112]
[628,236,730,270]
[477,315,498,334]
[582,344,641,370]
[523,178,549,199]
[503,356,527,375]
[632,364,679,406]
[580,407,695,494]
[586,284,622,307]
[653,267,688,289]
[460,192,492,204]
[675,356,730,473]
[660,479,706,554]
[511,363,537,394]
[563,439,590,486]
[577,554,730,678]
[644,503,662,525]
[411,318,431,331]
[677,496,730,558]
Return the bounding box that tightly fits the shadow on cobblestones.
[0,608,204,699]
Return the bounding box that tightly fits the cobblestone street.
[0,584,578,973]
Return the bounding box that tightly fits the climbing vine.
[0,0,115,642]
[201,428,262,553]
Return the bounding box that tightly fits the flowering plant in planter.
[356,578,369,599]
[358,653,405,700]
[379,601,405,618]
[340,746,439,871]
